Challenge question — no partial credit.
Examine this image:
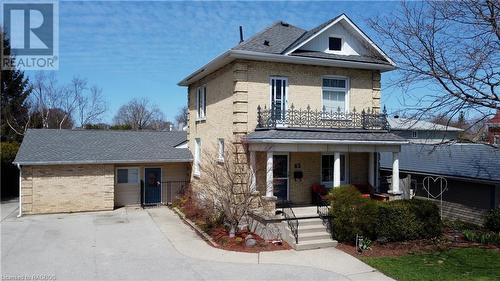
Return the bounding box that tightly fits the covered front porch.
[245,130,407,207]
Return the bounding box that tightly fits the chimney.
[239,26,244,43]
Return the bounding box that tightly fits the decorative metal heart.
[422,176,448,199]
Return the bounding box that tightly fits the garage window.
[117,168,139,184]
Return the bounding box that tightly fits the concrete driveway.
[1,202,390,280]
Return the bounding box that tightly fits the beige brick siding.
[187,59,380,192]
[349,153,369,184]
[21,164,114,215]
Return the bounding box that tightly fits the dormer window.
[328,37,342,51]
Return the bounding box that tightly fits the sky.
[26,0,407,123]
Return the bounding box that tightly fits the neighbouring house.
[13,129,192,215]
[486,109,500,145]
[178,14,407,248]
[380,144,500,225]
[387,116,463,144]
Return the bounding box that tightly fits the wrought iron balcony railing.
[256,104,390,130]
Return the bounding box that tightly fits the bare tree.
[113,98,166,130]
[369,0,499,141]
[28,74,107,129]
[75,84,107,127]
[194,142,259,237]
[175,106,188,130]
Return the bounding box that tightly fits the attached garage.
[14,129,192,215]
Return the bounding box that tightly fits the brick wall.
[21,164,114,215]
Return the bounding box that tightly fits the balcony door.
[270,77,288,122]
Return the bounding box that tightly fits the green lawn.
[363,248,500,281]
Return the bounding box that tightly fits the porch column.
[250,151,256,192]
[368,152,375,187]
[391,152,400,194]
[266,151,273,197]
[333,152,341,188]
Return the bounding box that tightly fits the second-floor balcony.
[256,104,390,131]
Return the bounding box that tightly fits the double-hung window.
[217,138,224,162]
[194,138,201,176]
[322,78,348,113]
[196,86,207,120]
[116,168,139,184]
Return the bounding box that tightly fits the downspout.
[16,163,22,217]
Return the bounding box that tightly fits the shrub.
[406,199,442,238]
[376,201,420,241]
[484,208,500,232]
[329,186,442,242]
[329,185,370,242]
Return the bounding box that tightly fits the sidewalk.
[147,207,394,281]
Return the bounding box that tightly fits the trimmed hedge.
[329,186,442,242]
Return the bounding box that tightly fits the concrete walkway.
[147,207,393,281]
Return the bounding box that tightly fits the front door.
[270,77,288,122]
[144,168,161,205]
[273,154,289,203]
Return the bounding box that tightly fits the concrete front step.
[297,218,324,227]
[297,224,328,234]
[295,239,338,251]
[290,232,331,242]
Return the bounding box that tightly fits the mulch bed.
[177,202,291,253]
[208,226,292,253]
[337,226,499,257]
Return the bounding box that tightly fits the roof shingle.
[380,144,500,182]
[14,129,192,165]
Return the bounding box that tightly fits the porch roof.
[244,129,407,145]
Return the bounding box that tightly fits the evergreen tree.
[1,31,32,142]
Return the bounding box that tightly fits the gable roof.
[14,129,192,166]
[380,144,500,183]
[388,117,464,131]
[178,14,395,86]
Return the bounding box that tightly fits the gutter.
[178,49,396,86]
[16,163,21,217]
[13,158,194,166]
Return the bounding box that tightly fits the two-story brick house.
[179,14,406,209]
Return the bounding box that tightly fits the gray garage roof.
[14,129,192,165]
[245,129,407,144]
[380,144,500,183]
[387,117,463,131]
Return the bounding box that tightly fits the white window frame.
[269,76,289,125]
[320,153,349,187]
[321,76,350,114]
[411,131,418,138]
[217,138,224,162]
[196,86,206,120]
[116,167,140,185]
[273,152,290,201]
[194,138,201,177]
[327,36,343,52]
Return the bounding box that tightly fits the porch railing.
[257,104,390,130]
[282,205,299,244]
[317,200,334,239]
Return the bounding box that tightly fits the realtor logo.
[1,0,59,70]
